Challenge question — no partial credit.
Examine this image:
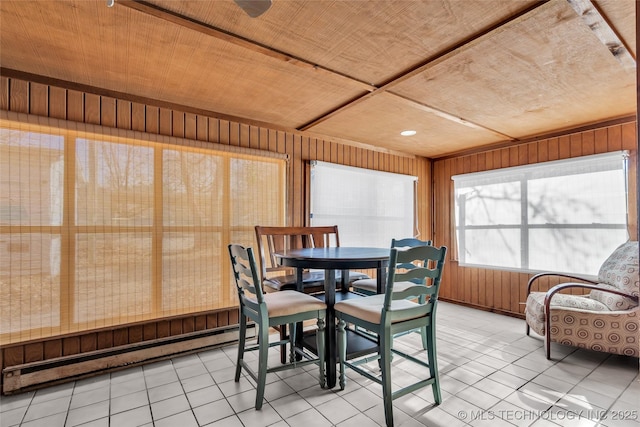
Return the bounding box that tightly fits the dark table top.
[275,247,389,265]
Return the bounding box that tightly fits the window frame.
[452,151,629,274]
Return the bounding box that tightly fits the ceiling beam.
[116,0,376,93]
[388,93,515,140]
[297,0,552,132]
[566,0,636,69]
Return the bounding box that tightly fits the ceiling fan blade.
[233,0,272,18]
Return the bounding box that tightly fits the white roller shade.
[311,161,416,248]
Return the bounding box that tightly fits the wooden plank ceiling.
[0,0,636,158]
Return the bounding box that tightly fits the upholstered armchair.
[525,241,639,359]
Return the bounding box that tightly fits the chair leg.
[289,322,296,363]
[526,324,530,336]
[380,331,394,427]
[280,324,287,364]
[545,317,551,360]
[426,327,441,404]
[418,296,428,350]
[317,317,326,388]
[337,319,347,390]
[419,326,428,350]
[545,333,551,360]
[255,324,269,410]
[235,315,247,382]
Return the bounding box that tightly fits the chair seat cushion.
[525,291,609,335]
[264,271,325,291]
[258,291,327,317]
[351,278,376,291]
[265,271,371,292]
[335,294,422,324]
[345,271,371,282]
[352,279,416,294]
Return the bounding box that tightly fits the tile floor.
[1,302,638,427]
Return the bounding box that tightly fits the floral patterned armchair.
[525,241,639,359]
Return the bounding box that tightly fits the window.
[0,117,286,345]
[310,161,416,247]
[452,151,629,275]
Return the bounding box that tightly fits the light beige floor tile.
[110,366,144,384]
[456,385,501,410]
[206,415,245,427]
[65,400,109,427]
[19,412,66,427]
[315,396,360,425]
[0,405,29,426]
[271,392,314,419]
[0,390,34,413]
[193,398,235,426]
[181,372,216,393]
[30,383,73,404]
[336,412,382,426]
[444,365,485,386]
[147,380,184,403]
[109,406,153,427]
[110,389,149,415]
[154,410,199,427]
[237,403,284,426]
[109,376,147,399]
[474,377,515,400]
[150,394,190,421]
[186,384,224,408]
[69,386,110,410]
[22,395,71,422]
[285,407,334,427]
[415,406,468,427]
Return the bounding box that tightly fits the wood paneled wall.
[433,121,638,317]
[0,75,431,384]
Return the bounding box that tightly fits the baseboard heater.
[2,324,255,395]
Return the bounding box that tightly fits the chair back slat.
[229,244,264,304]
[384,245,447,315]
[391,238,433,285]
[391,237,431,248]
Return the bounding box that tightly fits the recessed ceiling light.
[400,130,417,136]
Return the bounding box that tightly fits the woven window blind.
[0,115,286,345]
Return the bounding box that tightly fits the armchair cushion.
[525,291,609,335]
[591,241,639,311]
[590,284,638,311]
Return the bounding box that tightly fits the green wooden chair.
[228,244,327,410]
[352,237,433,349]
[335,244,447,427]
[352,237,433,295]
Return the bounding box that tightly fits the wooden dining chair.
[228,244,327,409]
[255,225,369,293]
[335,244,447,427]
[352,237,433,348]
[352,237,432,295]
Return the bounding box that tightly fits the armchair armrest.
[543,282,639,309]
[526,272,598,296]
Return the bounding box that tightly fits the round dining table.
[276,246,390,388]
